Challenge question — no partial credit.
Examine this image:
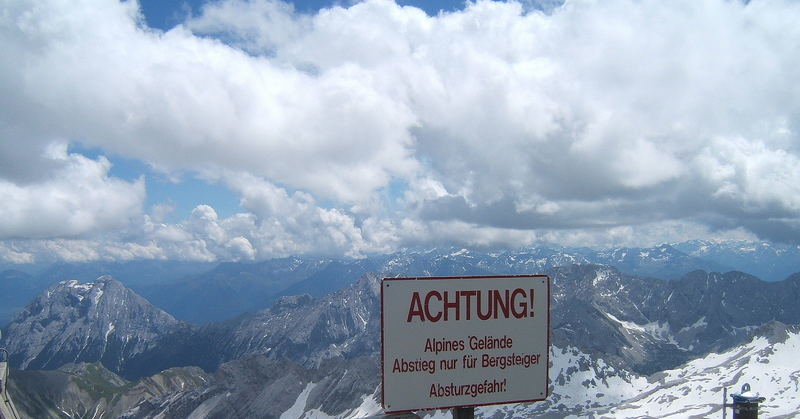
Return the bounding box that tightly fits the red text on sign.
[406,288,535,322]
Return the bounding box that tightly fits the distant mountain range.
[2,240,797,327]
[673,239,800,283]
[1,257,798,417]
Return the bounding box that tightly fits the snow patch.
[592,270,610,286]
[104,323,115,343]
[281,382,317,419]
[92,288,104,305]
[342,387,382,418]
[449,249,469,257]
[65,280,92,292]
[605,312,682,348]
[679,316,707,333]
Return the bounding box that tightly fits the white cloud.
[224,173,374,257]
[0,244,35,264]
[1,0,418,203]
[536,220,759,250]
[187,0,312,54]
[0,144,144,239]
[1,0,800,262]
[695,137,800,213]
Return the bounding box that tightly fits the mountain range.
[674,239,800,283]
[1,248,799,417]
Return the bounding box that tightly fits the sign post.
[381,275,550,414]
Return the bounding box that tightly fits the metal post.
[723,387,727,419]
[452,407,474,419]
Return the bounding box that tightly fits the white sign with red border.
[381,275,550,413]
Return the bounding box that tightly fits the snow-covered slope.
[597,322,800,418]
[475,322,800,418]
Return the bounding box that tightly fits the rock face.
[1,276,191,379]
[120,356,380,419]
[186,272,382,371]
[550,265,800,374]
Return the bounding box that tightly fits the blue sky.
[69,143,241,223]
[139,0,472,30]
[1,0,799,263]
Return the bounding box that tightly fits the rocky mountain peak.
[1,276,188,378]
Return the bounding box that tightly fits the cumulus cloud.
[1,0,418,203]
[187,0,312,54]
[0,144,144,239]
[1,0,800,262]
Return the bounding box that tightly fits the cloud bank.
[1,0,798,262]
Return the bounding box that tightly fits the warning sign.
[381,275,550,413]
